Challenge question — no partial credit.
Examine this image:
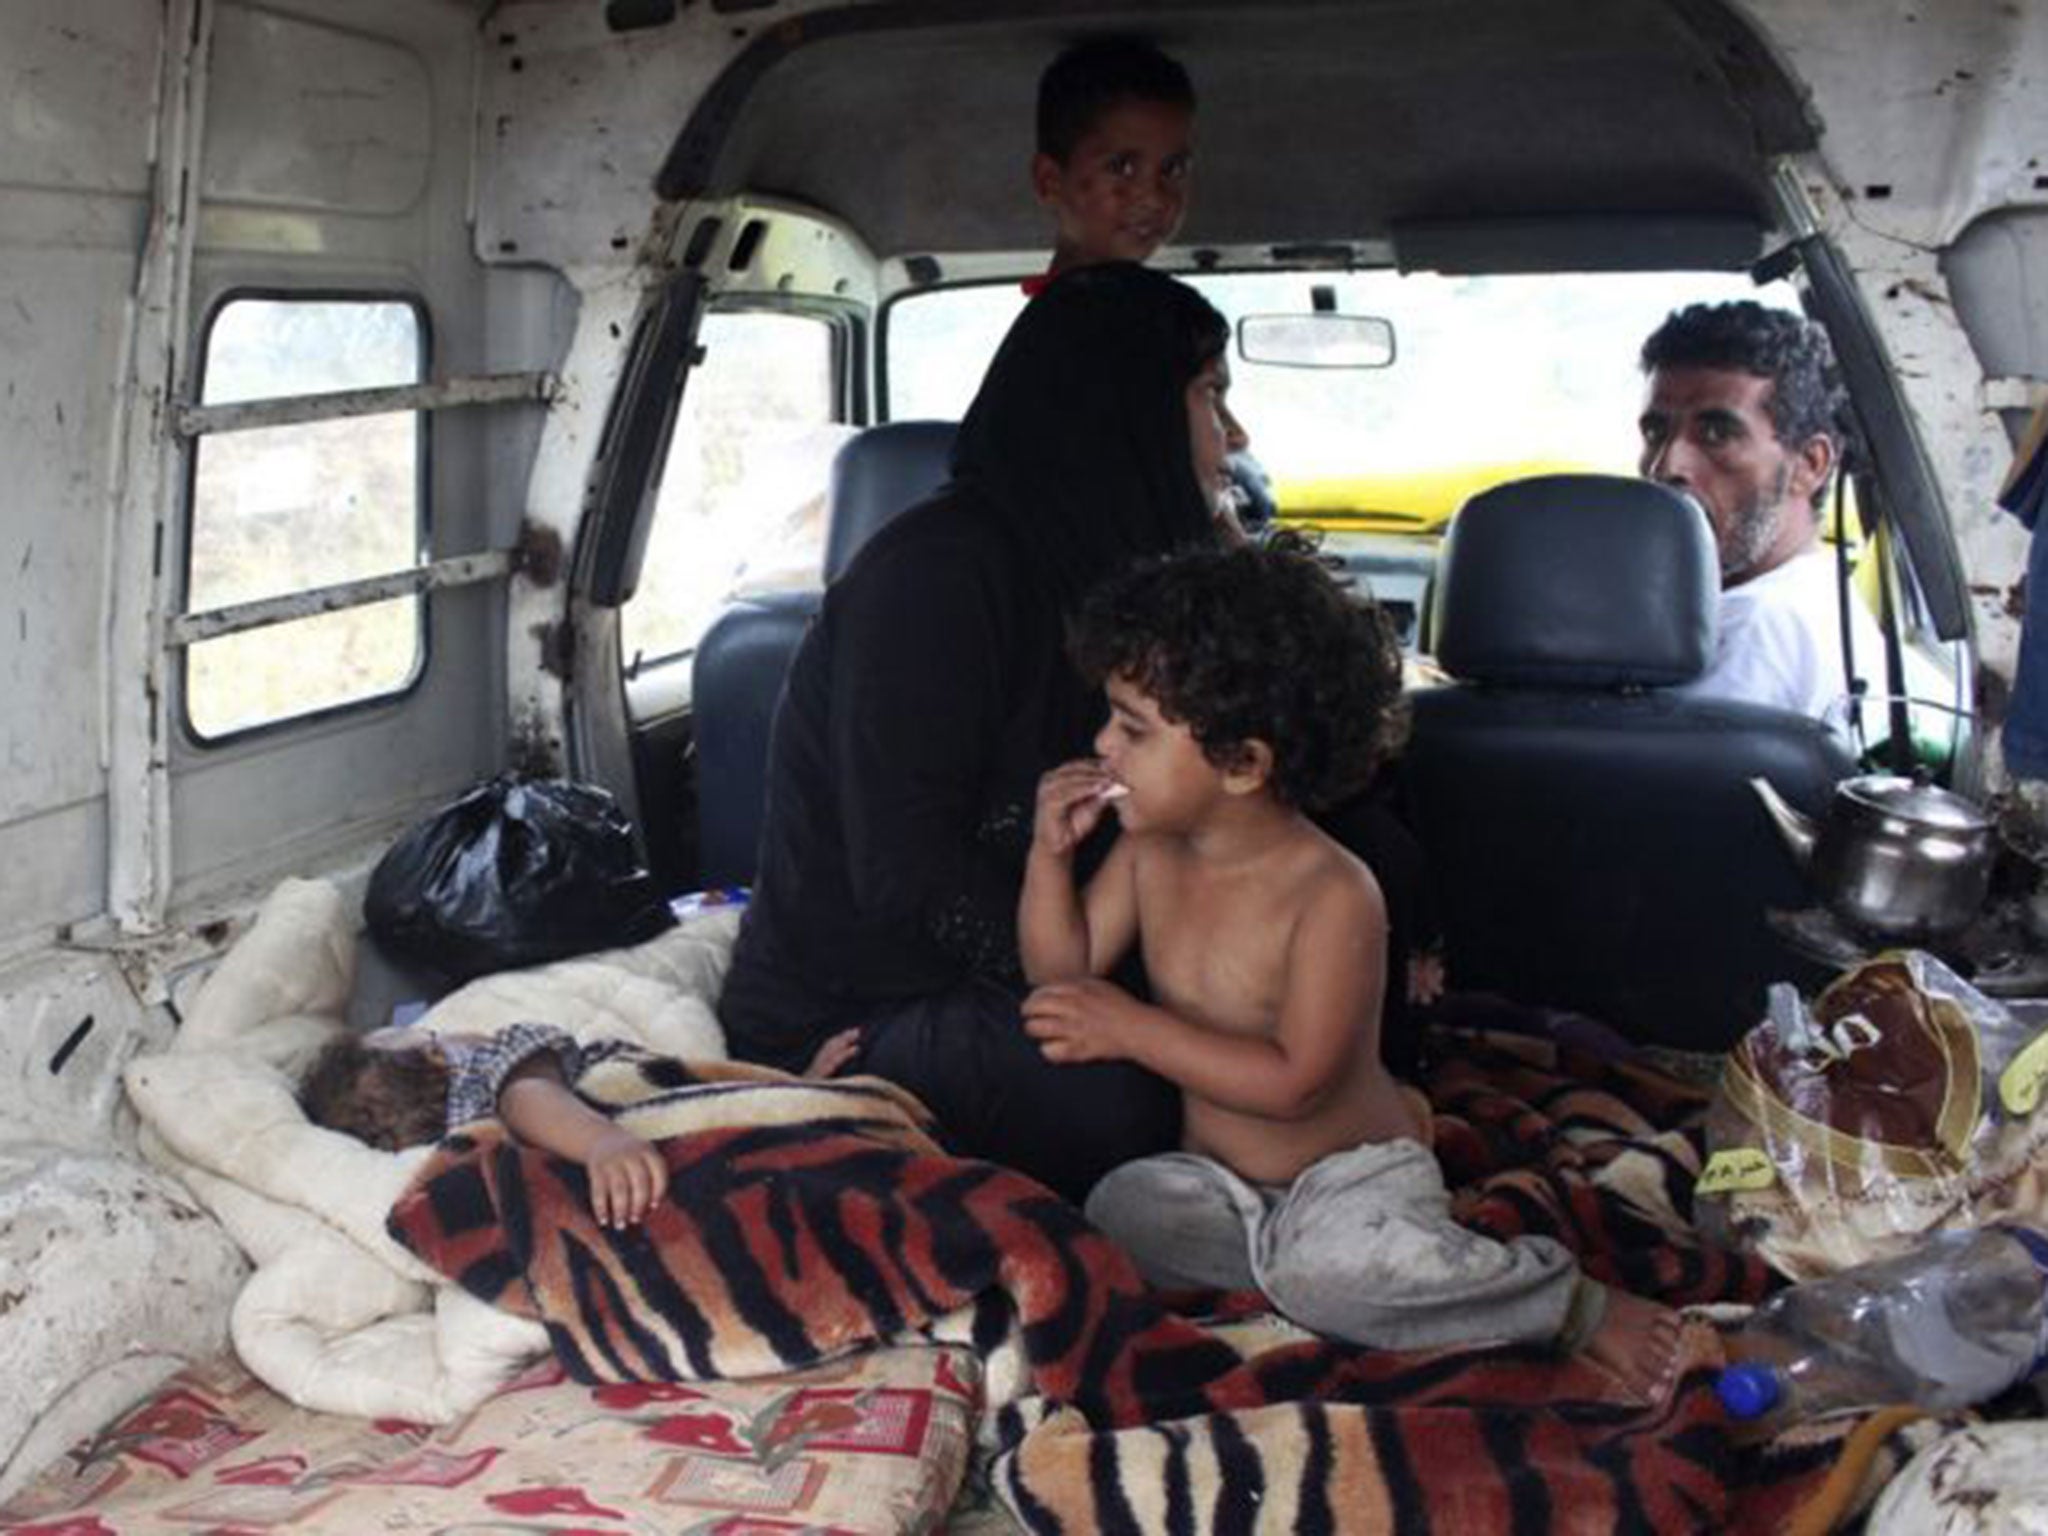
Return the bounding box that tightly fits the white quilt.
[122,877,738,1423]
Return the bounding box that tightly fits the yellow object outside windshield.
[1276,460,1871,567]
[1274,459,1592,533]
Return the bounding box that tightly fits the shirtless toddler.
[1019,535,1680,1399]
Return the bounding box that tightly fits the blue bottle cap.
[1715,1363,1783,1420]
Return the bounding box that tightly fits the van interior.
[2,0,2044,1524]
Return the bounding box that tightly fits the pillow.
[230,1230,545,1422]
[415,907,736,1058]
[125,1050,433,1280]
[173,876,357,1072]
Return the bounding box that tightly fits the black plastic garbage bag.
[364,775,674,982]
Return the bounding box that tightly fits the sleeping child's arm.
[1020,758,1139,983]
[497,1054,668,1230]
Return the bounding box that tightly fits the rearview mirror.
[1236,313,1396,369]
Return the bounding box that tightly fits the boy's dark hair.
[1640,301,1848,505]
[1070,532,1407,811]
[1037,36,1195,162]
[299,1035,451,1151]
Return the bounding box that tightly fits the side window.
[622,310,845,673]
[185,297,426,739]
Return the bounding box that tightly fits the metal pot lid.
[1837,774,1991,831]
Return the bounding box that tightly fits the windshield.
[886,268,1798,529]
[885,267,1806,657]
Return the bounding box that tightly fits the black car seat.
[691,420,958,888]
[1402,474,1852,1052]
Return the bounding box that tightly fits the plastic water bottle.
[1716,1226,2048,1424]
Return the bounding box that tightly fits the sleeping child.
[300,1019,863,1228]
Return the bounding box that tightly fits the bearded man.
[1636,300,1883,730]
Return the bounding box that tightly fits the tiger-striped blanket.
[385,1035,1910,1533]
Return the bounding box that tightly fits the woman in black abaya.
[717,264,1241,1201]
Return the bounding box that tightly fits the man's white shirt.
[1674,546,1886,737]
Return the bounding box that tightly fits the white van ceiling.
[660,0,1812,257]
[482,0,2043,276]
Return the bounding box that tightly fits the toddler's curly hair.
[299,1035,451,1151]
[1069,531,1407,811]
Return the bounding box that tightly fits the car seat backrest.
[691,420,958,889]
[1404,474,1853,1051]
[823,420,960,581]
[1431,474,1716,688]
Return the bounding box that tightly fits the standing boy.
[1031,36,1279,547]
[1019,537,1680,1400]
[1031,37,1196,278]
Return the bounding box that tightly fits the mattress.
[0,1344,1001,1535]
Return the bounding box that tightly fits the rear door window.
[621,309,847,675]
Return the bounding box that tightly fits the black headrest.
[1431,474,1717,688]
[823,420,958,582]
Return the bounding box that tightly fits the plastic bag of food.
[364,775,674,982]
[1697,951,2048,1280]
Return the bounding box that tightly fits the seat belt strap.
[1833,473,1865,753]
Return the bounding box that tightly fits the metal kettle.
[1750,773,1996,941]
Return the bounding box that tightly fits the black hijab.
[949,263,1227,611]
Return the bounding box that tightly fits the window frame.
[178,286,435,746]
